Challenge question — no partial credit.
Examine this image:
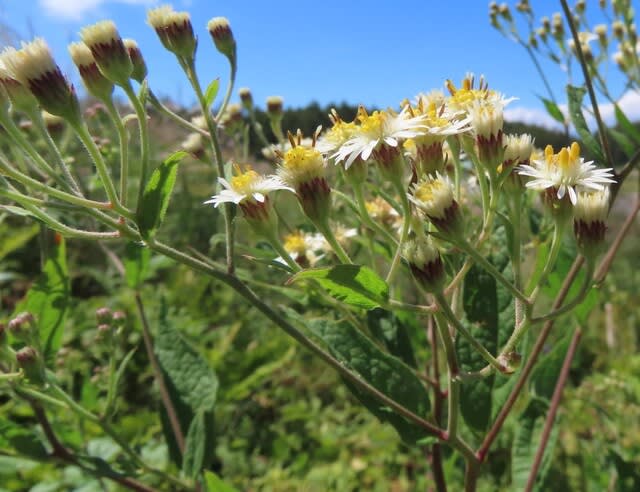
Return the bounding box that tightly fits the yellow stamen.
[570,141,581,161]
[284,232,306,255]
[415,179,446,202]
[544,144,555,164]
[557,147,570,169]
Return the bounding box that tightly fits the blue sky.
[1,0,637,127]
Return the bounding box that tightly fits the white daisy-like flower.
[332,106,427,169]
[409,172,463,235]
[315,108,358,155]
[204,166,292,207]
[517,142,615,205]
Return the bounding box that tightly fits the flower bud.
[402,237,446,293]
[499,3,512,22]
[207,17,237,66]
[278,141,331,225]
[0,53,39,113]
[181,132,205,160]
[1,39,81,123]
[112,311,127,329]
[238,87,253,110]
[80,21,133,86]
[16,346,45,385]
[147,6,197,61]
[409,173,463,237]
[123,39,147,83]
[497,351,522,374]
[96,307,113,325]
[68,42,114,102]
[612,20,625,40]
[573,188,609,258]
[8,312,36,343]
[469,99,505,169]
[266,95,284,118]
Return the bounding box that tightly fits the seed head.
[147,5,197,61]
[80,20,133,86]
[207,17,236,65]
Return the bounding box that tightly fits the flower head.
[2,39,80,122]
[123,39,147,83]
[147,5,196,60]
[517,142,615,205]
[402,236,446,292]
[277,131,332,223]
[207,17,236,65]
[206,164,292,231]
[333,106,426,172]
[238,87,253,110]
[573,187,610,257]
[0,51,38,113]
[80,21,132,86]
[68,41,114,101]
[409,172,463,235]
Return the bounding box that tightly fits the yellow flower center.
[358,110,386,136]
[230,168,259,193]
[283,146,323,171]
[415,179,446,202]
[327,120,357,143]
[284,232,307,255]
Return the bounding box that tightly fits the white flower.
[204,167,292,207]
[332,106,427,169]
[517,142,615,205]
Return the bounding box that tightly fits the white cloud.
[504,89,640,132]
[39,0,155,21]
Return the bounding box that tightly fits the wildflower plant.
[0,2,638,491]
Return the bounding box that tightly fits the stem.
[524,327,582,492]
[121,82,150,208]
[0,112,68,189]
[104,99,130,207]
[262,229,301,271]
[134,292,186,454]
[352,181,398,246]
[28,401,158,492]
[184,60,235,273]
[464,458,480,492]
[147,90,209,136]
[433,311,459,439]
[435,293,506,373]
[455,239,529,305]
[28,108,82,194]
[560,0,614,170]
[70,121,130,219]
[511,191,524,327]
[147,238,446,440]
[385,181,411,283]
[315,217,352,264]
[528,221,565,302]
[214,62,237,121]
[0,155,113,211]
[44,383,187,489]
[477,257,584,462]
[594,199,640,284]
[531,260,594,324]
[428,315,448,492]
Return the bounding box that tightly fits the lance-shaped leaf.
[204,78,220,108]
[303,314,430,444]
[124,241,151,289]
[567,85,605,163]
[512,398,559,491]
[136,151,187,239]
[154,303,218,469]
[539,95,565,124]
[288,265,389,310]
[14,234,69,358]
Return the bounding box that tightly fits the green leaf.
[289,265,389,310]
[608,128,635,159]
[136,151,187,239]
[182,410,206,479]
[0,223,38,261]
[530,333,571,400]
[367,308,417,368]
[539,96,566,124]
[155,303,218,468]
[204,471,239,492]
[14,235,69,358]
[0,418,48,460]
[155,305,219,414]
[204,78,220,108]
[614,104,640,145]
[124,242,150,289]
[566,85,605,163]
[457,227,514,432]
[302,314,430,444]
[512,399,559,491]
